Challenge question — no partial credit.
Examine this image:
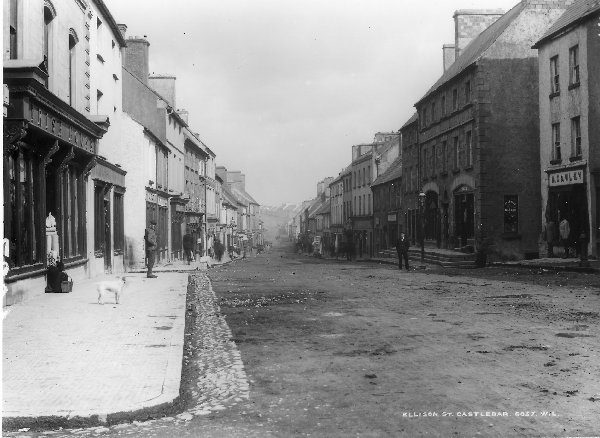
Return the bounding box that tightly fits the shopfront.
[3,67,104,302]
[545,167,589,254]
[146,191,169,262]
[453,185,474,248]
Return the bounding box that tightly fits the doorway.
[454,191,474,247]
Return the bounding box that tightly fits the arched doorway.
[454,186,474,248]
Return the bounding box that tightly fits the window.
[503,195,518,233]
[466,131,473,167]
[431,144,436,177]
[353,172,356,189]
[442,140,447,172]
[4,149,43,269]
[569,45,579,85]
[43,5,55,85]
[68,33,78,106]
[571,116,581,157]
[9,0,18,59]
[431,101,436,122]
[114,192,124,253]
[550,56,560,94]
[422,148,427,178]
[368,165,371,184]
[465,80,471,103]
[552,123,561,161]
[441,95,446,117]
[452,88,458,110]
[62,164,85,259]
[453,136,459,169]
[424,107,428,127]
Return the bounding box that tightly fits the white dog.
[97,277,126,305]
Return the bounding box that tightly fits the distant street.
[10,242,599,437]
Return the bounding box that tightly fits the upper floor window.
[569,45,579,85]
[9,0,18,59]
[431,144,436,177]
[69,32,78,106]
[43,3,56,85]
[431,101,436,122]
[441,95,446,117]
[571,116,581,157]
[452,88,458,111]
[552,123,561,161]
[466,131,473,167]
[550,56,560,94]
[422,148,427,178]
[453,136,459,169]
[442,140,447,173]
[367,165,371,184]
[464,80,471,103]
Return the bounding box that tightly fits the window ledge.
[97,53,105,63]
[4,263,46,283]
[465,165,474,171]
[569,155,582,162]
[568,82,580,90]
[549,91,560,99]
[501,232,522,241]
[549,159,562,165]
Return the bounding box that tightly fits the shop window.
[4,149,42,269]
[503,195,518,234]
[571,117,581,157]
[550,56,560,94]
[62,164,85,259]
[114,192,124,253]
[552,123,561,162]
[569,45,579,85]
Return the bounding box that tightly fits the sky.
[104,0,519,207]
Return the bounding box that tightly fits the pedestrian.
[544,216,556,258]
[183,232,194,265]
[145,220,158,278]
[559,216,570,258]
[45,261,71,292]
[395,232,410,271]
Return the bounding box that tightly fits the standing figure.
[395,232,410,271]
[545,216,557,258]
[145,220,158,278]
[559,216,570,258]
[183,232,194,265]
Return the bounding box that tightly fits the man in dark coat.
[183,233,194,264]
[395,232,410,271]
[145,220,158,278]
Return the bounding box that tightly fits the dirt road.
[205,243,599,437]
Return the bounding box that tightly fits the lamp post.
[419,191,426,264]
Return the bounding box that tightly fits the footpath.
[2,256,231,431]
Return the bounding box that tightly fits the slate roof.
[371,155,402,188]
[221,186,239,208]
[416,2,525,105]
[400,112,418,130]
[533,0,600,47]
[314,201,331,216]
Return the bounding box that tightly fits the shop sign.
[549,169,584,187]
[387,214,397,222]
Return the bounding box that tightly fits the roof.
[371,155,402,188]
[416,2,525,105]
[533,0,600,47]
[93,0,127,48]
[314,201,331,216]
[221,186,239,209]
[400,112,418,130]
[229,186,259,207]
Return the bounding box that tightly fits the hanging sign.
[548,169,584,187]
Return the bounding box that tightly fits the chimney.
[148,75,177,108]
[117,23,127,39]
[523,0,575,8]
[176,109,188,124]
[443,43,456,71]
[453,9,504,58]
[123,36,150,84]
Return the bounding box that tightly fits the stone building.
[328,168,347,255]
[400,113,420,245]
[533,0,600,257]
[414,1,575,260]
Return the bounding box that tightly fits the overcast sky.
[105,0,519,207]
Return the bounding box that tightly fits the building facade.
[533,0,600,257]
[414,2,574,260]
[400,113,420,245]
[372,156,403,254]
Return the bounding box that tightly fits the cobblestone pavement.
[4,273,252,437]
